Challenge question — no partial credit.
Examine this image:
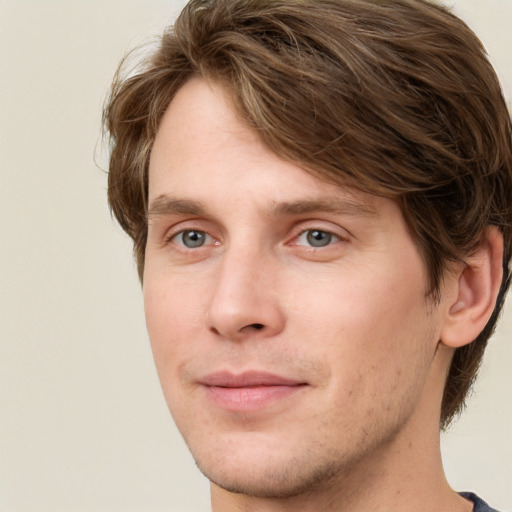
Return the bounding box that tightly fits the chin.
[201,461,343,499]
[190,440,350,499]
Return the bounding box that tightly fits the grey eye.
[178,230,208,248]
[306,230,333,247]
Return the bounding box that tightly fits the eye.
[172,229,212,248]
[296,229,340,248]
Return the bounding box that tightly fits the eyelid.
[170,229,215,248]
[294,229,340,247]
[288,222,350,247]
[161,219,219,247]
[161,217,207,238]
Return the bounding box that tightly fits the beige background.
[0,1,510,511]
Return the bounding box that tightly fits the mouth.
[199,371,308,412]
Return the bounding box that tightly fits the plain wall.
[0,1,510,511]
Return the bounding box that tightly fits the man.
[103,0,512,510]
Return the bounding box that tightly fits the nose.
[206,249,286,341]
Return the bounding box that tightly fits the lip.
[199,371,308,412]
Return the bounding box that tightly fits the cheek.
[143,275,211,421]
[287,256,434,381]
[143,273,206,371]
[290,261,426,336]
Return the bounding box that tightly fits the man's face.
[144,78,450,498]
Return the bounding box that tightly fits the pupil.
[183,230,205,248]
[307,230,331,247]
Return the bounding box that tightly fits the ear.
[440,226,504,348]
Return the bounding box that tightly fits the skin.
[143,78,485,512]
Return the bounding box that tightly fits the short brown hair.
[104,0,512,427]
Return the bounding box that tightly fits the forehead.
[149,78,384,214]
[150,77,271,182]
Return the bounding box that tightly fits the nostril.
[251,323,264,330]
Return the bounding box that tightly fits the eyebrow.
[147,195,378,219]
[268,197,378,218]
[148,196,206,218]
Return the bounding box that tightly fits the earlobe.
[441,227,504,349]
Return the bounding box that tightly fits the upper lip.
[199,371,306,388]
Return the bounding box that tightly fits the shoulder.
[460,492,503,512]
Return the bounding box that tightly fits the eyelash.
[164,226,344,251]
[167,229,216,249]
[293,228,342,248]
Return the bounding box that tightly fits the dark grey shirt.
[460,492,501,512]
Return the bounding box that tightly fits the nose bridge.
[206,239,284,340]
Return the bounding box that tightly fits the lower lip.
[204,384,306,412]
